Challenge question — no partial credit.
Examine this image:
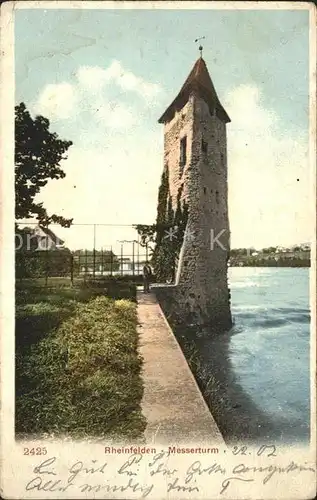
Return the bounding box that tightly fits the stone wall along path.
[137,290,225,446]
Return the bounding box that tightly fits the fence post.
[84,249,88,283]
[45,246,49,287]
[93,224,96,279]
[121,244,123,276]
[132,241,135,277]
[137,236,140,275]
[110,246,113,277]
[70,254,74,286]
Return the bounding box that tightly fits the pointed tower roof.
[158,57,230,124]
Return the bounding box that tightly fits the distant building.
[79,257,147,276]
[117,259,146,275]
[120,258,133,272]
[33,225,65,251]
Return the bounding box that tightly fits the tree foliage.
[15,235,72,280]
[134,164,188,283]
[133,224,157,252]
[15,102,73,227]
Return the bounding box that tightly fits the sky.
[15,5,312,251]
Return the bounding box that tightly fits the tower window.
[221,152,224,163]
[202,139,208,154]
[180,136,187,167]
[216,191,220,204]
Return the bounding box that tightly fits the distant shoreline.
[229,250,310,268]
[229,263,310,268]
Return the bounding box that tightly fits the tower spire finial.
[194,36,205,58]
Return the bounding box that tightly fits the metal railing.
[15,222,151,286]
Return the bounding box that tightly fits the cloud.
[225,84,310,248]
[225,84,278,131]
[30,60,164,251]
[77,60,162,102]
[34,60,162,126]
[92,100,136,129]
[33,78,310,250]
[35,136,163,251]
[34,82,78,120]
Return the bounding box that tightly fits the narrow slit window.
[180,136,187,167]
[216,191,220,204]
[202,138,208,154]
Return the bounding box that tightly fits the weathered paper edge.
[1,1,316,499]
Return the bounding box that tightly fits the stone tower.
[157,55,232,331]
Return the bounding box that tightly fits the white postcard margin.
[1,2,316,499]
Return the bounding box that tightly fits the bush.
[79,278,137,302]
[16,249,72,279]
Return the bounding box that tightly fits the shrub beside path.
[137,290,225,446]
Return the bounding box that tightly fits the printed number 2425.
[23,447,47,456]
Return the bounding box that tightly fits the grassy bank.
[16,286,146,441]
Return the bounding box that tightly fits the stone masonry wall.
[163,98,194,209]
[156,92,232,332]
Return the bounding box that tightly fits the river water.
[227,267,310,444]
